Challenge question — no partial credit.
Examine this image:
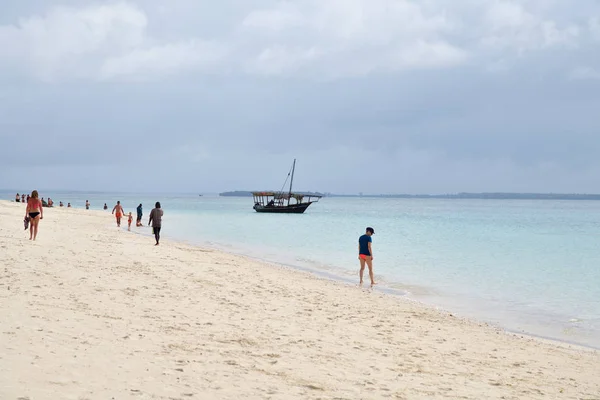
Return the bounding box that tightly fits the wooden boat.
[252,159,321,214]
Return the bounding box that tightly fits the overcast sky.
[1,0,599,194]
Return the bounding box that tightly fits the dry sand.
[1,200,599,399]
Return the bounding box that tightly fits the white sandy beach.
[1,200,599,399]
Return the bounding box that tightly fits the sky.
[1,0,599,194]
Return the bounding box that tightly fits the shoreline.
[2,200,599,398]
[179,241,600,352]
[7,198,600,351]
[144,221,600,352]
[12,199,600,351]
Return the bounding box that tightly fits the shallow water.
[4,190,600,348]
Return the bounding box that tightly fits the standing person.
[112,201,125,227]
[148,201,163,245]
[136,203,143,227]
[21,194,25,203]
[15,193,20,202]
[85,200,90,210]
[358,227,376,287]
[127,212,133,231]
[103,203,108,210]
[25,190,43,241]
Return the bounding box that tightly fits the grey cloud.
[1,1,600,194]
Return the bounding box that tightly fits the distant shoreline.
[219,191,600,200]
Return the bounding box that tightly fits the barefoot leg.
[366,257,376,286]
[32,217,39,240]
[359,257,366,285]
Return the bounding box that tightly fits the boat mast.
[288,159,296,205]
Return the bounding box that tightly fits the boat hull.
[253,202,313,214]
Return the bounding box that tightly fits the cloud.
[479,1,580,53]
[0,3,147,81]
[241,4,304,32]
[590,16,600,41]
[100,40,227,81]
[569,66,600,80]
[244,46,322,76]
[0,1,595,82]
[0,2,225,82]
[239,0,467,77]
[1,0,600,194]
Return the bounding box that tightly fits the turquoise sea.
[4,190,600,349]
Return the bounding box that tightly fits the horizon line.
[3,189,600,197]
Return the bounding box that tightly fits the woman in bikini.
[25,190,43,240]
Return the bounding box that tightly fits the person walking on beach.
[358,227,376,287]
[136,203,143,227]
[85,200,90,210]
[148,201,163,245]
[25,190,43,241]
[112,201,125,227]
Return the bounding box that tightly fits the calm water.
[5,190,600,348]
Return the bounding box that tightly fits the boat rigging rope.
[277,162,294,197]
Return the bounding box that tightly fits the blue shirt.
[358,234,372,256]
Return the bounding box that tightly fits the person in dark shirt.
[148,201,163,245]
[136,204,143,227]
[358,227,376,286]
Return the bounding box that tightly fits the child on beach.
[127,212,133,231]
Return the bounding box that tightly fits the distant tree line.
[219,190,325,197]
